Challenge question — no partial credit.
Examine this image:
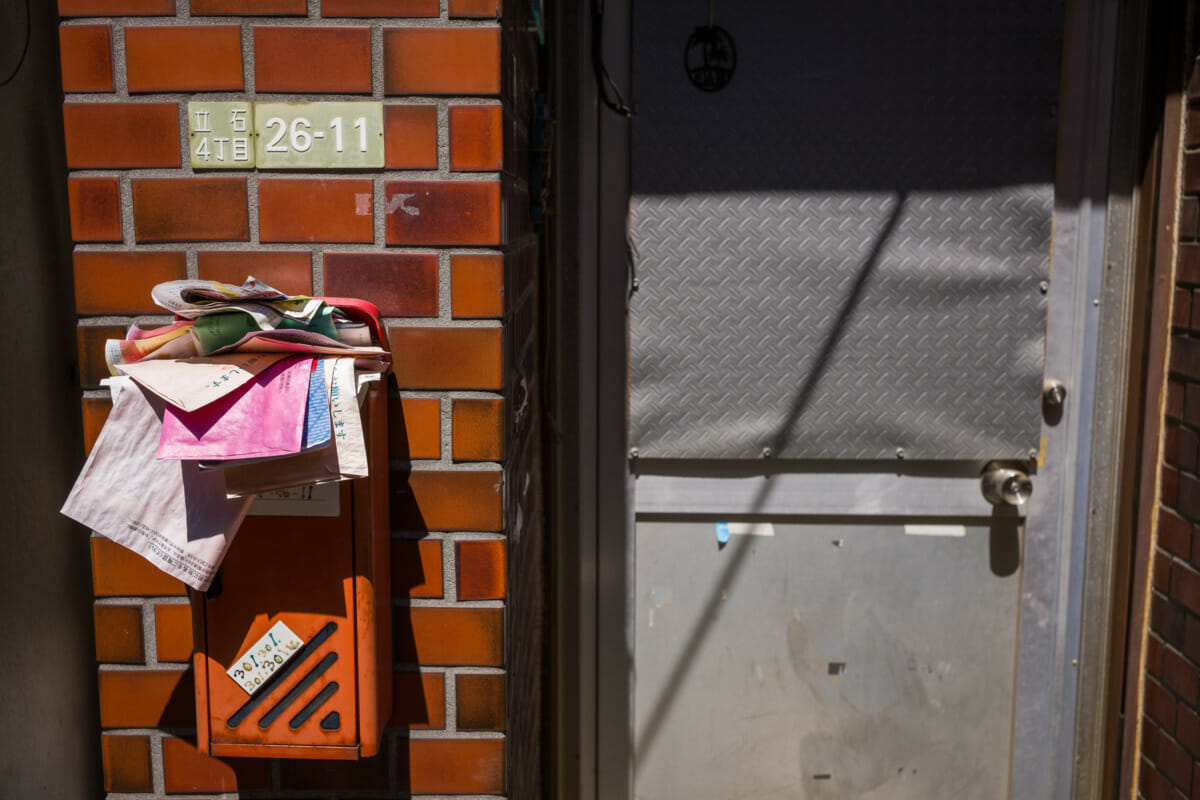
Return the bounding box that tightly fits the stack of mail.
[61,278,390,591]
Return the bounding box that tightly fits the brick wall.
[61,0,540,796]
[1138,45,1200,800]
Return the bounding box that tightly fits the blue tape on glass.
[715,521,731,544]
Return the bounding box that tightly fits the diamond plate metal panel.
[629,1,1061,461]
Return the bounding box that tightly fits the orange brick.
[397,607,503,665]
[389,327,502,389]
[98,669,194,727]
[259,178,373,243]
[452,397,504,461]
[388,396,441,459]
[126,26,243,92]
[384,181,501,245]
[63,103,180,168]
[154,603,193,662]
[456,672,505,730]
[68,177,122,242]
[449,0,500,16]
[91,537,187,596]
[324,253,437,316]
[94,604,144,663]
[74,250,187,314]
[60,25,113,92]
[384,105,438,169]
[392,470,503,531]
[197,251,313,295]
[383,28,501,95]
[280,754,388,791]
[82,397,112,456]
[456,539,506,600]
[449,105,502,171]
[60,0,173,14]
[101,734,152,792]
[254,27,371,93]
[451,253,504,318]
[393,671,445,728]
[162,737,270,793]
[391,538,443,597]
[323,0,438,15]
[192,0,305,12]
[132,178,249,242]
[404,739,505,794]
[77,325,124,388]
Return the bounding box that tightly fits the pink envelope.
[158,356,315,461]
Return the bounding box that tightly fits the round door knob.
[981,462,1033,506]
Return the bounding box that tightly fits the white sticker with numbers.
[227,621,305,695]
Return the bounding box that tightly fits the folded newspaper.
[62,278,390,591]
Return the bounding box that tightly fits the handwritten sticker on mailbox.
[227,620,305,695]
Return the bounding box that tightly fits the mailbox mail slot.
[190,301,392,760]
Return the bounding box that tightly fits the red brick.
[1165,465,1180,506]
[98,669,194,727]
[1143,755,1173,800]
[132,178,249,242]
[452,397,504,461]
[1182,425,1200,474]
[77,325,124,388]
[404,739,505,794]
[1147,675,1179,733]
[456,539,506,600]
[1182,473,1200,521]
[448,0,500,16]
[1164,510,1193,561]
[162,737,270,793]
[1187,383,1200,426]
[1178,704,1200,758]
[397,608,502,665]
[94,604,144,663]
[1169,379,1186,420]
[280,753,388,790]
[384,105,438,169]
[391,538,443,598]
[125,26,242,93]
[101,735,152,793]
[383,28,500,95]
[1154,591,1188,645]
[254,27,371,93]
[456,673,505,730]
[74,250,187,314]
[1186,152,1200,195]
[1158,733,1194,791]
[389,327,502,389]
[68,177,122,242]
[1174,338,1200,383]
[1181,198,1200,242]
[1147,714,1162,757]
[63,103,180,168]
[60,25,113,92]
[392,671,445,729]
[154,603,193,663]
[1163,647,1200,705]
[59,0,173,14]
[389,396,441,459]
[82,397,111,456]
[1180,245,1200,285]
[258,178,373,243]
[1150,633,1166,676]
[392,470,503,531]
[449,105,502,171]
[451,253,504,318]
[197,251,313,296]
[1157,551,1173,593]
[322,0,438,15]
[324,253,437,316]
[1177,288,1194,330]
[1185,616,1200,663]
[91,537,186,596]
[192,0,306,12]
[385,181,501,245]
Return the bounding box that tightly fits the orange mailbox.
[190,300,392,760]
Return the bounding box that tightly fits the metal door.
[589,1,1133,797]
